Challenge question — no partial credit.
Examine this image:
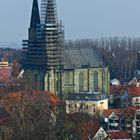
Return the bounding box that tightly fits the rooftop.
[127,86,140,97]
[76,121,100,140]
[64,45,104,69]
[103,106,138,118]
[67,92,107,101]
[107,131,131,139]
[103,109,122,118]
[110,85,140,97]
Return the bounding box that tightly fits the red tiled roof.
[110,85,140,97]
[76,121,100,140]
[107,131,131,139]
[103,106,138,118]
[110,85,125,95]
[127,86,140,97]
[103,109,122,118]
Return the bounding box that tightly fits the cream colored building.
[66,92,108,116]
[0,61,9,67]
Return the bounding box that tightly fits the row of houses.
[103,107,140,139]
[64,77,140,139]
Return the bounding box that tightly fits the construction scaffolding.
[41,0,64,69]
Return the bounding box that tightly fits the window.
[93,71,98,92]
[86,105,89,110]
[65,72,70,85]
[136,98,139,102]
[136,115,140,120]
[68,103,71,109]
[137,128,140,133]
[79,72,84,92]
[80,104,83,109]
[136,121,140,126]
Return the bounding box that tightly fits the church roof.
[64,46,104,69]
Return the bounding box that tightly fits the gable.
[109,112,119,119]
[93,127,108,140]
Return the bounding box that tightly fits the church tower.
[22,0,64,92]
[41,0,64,69]
[22,0,47,90]
[40,0,64,95]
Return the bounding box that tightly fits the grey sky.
[0,0,140,43]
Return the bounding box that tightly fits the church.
[22,0,110,98]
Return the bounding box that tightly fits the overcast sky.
[0,0,140,43]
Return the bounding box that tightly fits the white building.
[66,92,108,116]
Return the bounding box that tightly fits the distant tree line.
[1,37,140,81]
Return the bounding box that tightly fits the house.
[103,109,122,130]
[103,107,137,133]
[66,92,108,116]
[127,86,140,107]
[109,85,124,108]
[133,109,140,139]
[0,61,12,79]
[90,127,110,140]
[76,121,109,140]
[120,89,131,108]
[107,131,132,140]
[110,85,140,108]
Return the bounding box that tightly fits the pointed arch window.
[93,71,98,92]
[65,72,70,85]
[79,72,84,92]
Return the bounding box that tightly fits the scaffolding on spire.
[41,0,64,69]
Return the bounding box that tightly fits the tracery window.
[93,71,98,92]
[79,72,84,92]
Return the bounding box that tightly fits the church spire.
[30,0,40,28]
[46,0,58,24]
[41,0,58,24]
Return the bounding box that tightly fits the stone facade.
[45,67,110,97]
[23,69,45,91]
[22,0,110,97]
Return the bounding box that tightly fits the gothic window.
[93,71,98,92]
[79,72,84,92]
[65,72,70,85]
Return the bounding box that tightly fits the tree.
[2,91,60,140]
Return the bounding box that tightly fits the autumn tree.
[2,91,60,140]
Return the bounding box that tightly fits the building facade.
[22,0,110,97]
[22,0,64,91]
[133,109,140,139]
[45,67,110,97]
[66,92,108,116]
